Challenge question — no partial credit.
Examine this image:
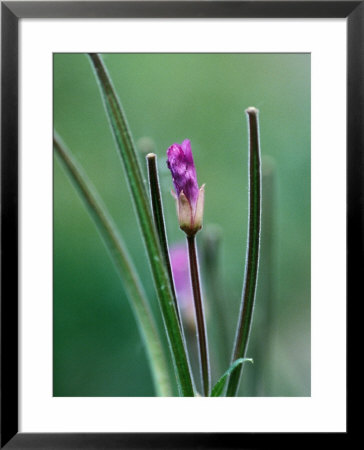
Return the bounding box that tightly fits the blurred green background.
[53,53,310,397]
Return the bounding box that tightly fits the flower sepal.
[176,184,205,237]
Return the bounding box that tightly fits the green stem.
[146,153,182,328]
[226,107,262,397]
[54,132,172,397]
[187,235,210,396]
[87,53,195,396]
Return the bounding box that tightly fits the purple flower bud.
[167,139,205,236]
[167,139,199,209]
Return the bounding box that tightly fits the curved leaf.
[211,358,253,397]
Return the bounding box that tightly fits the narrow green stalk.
[87,53,195,396]
[53,132,172,396]
[187,235,210,396]
[146,153,182,327]
[226,107,262,397]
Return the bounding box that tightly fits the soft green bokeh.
[54,53,310,396]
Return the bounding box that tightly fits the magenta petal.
[166,139,199,210]
[181,139,195,167]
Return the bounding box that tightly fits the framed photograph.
[1,1,356,447]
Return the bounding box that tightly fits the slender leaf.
[87,53,195,396]
[54,132,172,396]
[146,153,181,327]
[226,107,262,396]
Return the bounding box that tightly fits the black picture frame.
[1,1,357,448]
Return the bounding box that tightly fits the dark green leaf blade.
[87,53,195,396]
